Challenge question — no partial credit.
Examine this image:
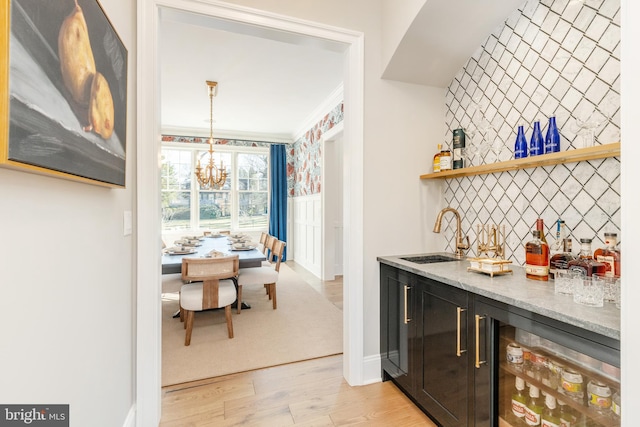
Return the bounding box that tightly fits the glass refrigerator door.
[475,297,620,427]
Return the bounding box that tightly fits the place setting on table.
[162,232,266,275]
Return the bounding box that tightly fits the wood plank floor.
[160,355,435,426]
[160,261,434,426]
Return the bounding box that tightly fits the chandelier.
[195,81,227,190]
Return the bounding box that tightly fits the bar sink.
[400,254,461,264]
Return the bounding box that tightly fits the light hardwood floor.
[160,355,435,426]
[160,262,434,426]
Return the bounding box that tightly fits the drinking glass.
[555,270,579,295]
[573,277,604,307]
[593,274,620,303]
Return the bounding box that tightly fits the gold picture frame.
[1,0,128,187]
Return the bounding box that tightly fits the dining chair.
[237,239,286,313]
[179,255,240,346]
[261,234,277,267]
[258,232,268,252]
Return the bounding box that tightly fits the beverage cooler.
[474,296,620,427]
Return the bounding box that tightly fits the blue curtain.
[269,144,287,260]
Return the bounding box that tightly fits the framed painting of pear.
[0,0,128,187]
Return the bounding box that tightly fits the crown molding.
[292,83,344,142]
[160,126,294,143]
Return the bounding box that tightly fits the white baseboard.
[122,404,135,427]
[362,353,382,385]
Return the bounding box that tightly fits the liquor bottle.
[536,218,548,247]
[545,116,561,154]
[440,145,452,171]
[433,144,442,173]
[515,125,528,159]
[524,385,544,426]
[593,232,621,277]
[557,399,576,427]
[530,121,544,156]
[541,394,561,427]
[453,128,466,169]
[550,220,567,255]
[512,376,528,422]
[567,238,607,277]
[549,238,575,281]
[526,230,549,281]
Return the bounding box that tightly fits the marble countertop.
[377,253,620,341]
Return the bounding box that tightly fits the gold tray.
[467,257,513,277]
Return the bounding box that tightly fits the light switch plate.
[123,210,132,236]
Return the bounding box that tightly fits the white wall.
[380,0,426,71]
[0,0,137,426]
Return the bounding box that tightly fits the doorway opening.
[137,2,365,424]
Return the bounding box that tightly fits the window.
[161,146,269,232]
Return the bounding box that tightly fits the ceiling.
[159,9,347,142]
[159,2,525,142]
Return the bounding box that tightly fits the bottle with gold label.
[594,232,620,277]
[433,144,442,173]
[526,230,549,281]
[440,145,452,171]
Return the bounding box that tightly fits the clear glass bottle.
[594,232,621,277]
[545,116,561,153]
[549,238,575,281]
[525,385,544,426]
[557,399,576,427]
[611,390,621,419]
[433,143,442,173]
[515,125,528,159]
[567,238,607,277]
[526,230,549,281]
[541,394,561,427]
[550,220,567,255]
[512,376,528,422]
[440,145,452,171]
[530,121,544,156]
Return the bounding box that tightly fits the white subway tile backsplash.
[573,37,597,63]
[585,14,610,41]
[597,56,619,85]
[573,6,596,32]
[561,27,583,53]
[442,0,620,264]
[572,67,596,93]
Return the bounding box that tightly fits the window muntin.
[161,146,269,232]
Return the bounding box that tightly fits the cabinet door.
[380,264,414,392]
[415,277,470,427]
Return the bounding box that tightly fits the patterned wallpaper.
[290,102,344,197]
[161,101,343,198]
[439,0,621,266]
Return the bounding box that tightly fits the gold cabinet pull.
[403,285,411,324]
[475,314,486,368]
[456,307,467,356]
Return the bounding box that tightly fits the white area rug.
[161,264,343,386]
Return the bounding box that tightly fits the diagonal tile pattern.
[441,0,621,266]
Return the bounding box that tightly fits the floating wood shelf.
[420,142,620,180]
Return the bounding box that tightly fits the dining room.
[157,7,348,386]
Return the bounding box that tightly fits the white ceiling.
[159,9,347,142]
[159,2,525,142]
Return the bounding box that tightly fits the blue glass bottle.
[514,125,528,159]
[530,121,544,156]
[545,116,560,153]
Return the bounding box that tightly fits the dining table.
[161,233,266,275]
[162,233,267,312]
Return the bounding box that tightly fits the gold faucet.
[433,207,470,259]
